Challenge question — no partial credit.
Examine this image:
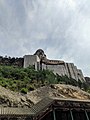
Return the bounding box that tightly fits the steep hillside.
[0,84,90,107]
[0,65,89,94]
[26,84,90,104]
[0,85,33,107]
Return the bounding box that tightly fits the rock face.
[0,56,23,67]
[26,84,90,104]
[0,86,33,108]
[0,84,90,107]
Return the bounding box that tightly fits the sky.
[0,0,90,77]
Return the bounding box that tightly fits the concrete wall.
[66,63,85,82]
[42,63,47,70]
[70,63,79,81]
[42,63,67,76]
[77,69,85,82]
[24,55,40,70]
[41,62,85,82]
[23,55,85,82]
[64,63,70,77]
[66,63,76,80]
[72,65,79,81]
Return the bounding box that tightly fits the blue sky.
[0,0,90,76]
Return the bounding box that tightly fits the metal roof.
[0,97,90,116]
[0,97,54,116]
[51,97,90,103]
[0,107,34,116]
[29,97,54,116]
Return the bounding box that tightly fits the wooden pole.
[70,109,74,120]
[85,109,89,120]
[53,109,56,120]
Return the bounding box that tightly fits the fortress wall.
[62,64,68,76]
[41,62,85,82]
[77,69,85,82]
[66,63,85,82]
[24,55,40,70]
[42,63,47,70]
[46,64,67,76]
[70,63,79,81]
[66,63,76,80]
[72,66,79,81]
[64,63,70,77]
[0,49,85,83]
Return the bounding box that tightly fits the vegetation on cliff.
[0,65,89,94]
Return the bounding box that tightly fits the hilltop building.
[24,49,85,82]
[0,49,85,82]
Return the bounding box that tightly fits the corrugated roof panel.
[30,97,54,115]
[0,107,34,115]
[0,97,90,116]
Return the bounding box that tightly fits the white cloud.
[0,0,90,76]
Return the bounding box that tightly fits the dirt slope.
[26,84,90,104]
[0,84,90,107]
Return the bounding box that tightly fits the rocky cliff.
[0,85,33,108]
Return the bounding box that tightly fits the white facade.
[23,54,85,82]
[23,55,40,70]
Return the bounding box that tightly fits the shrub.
[20,88,28,94]
[28,84,35,91]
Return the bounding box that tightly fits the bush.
[20,88,28,94]
[28,84,35,91]
[0,65,88,93]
